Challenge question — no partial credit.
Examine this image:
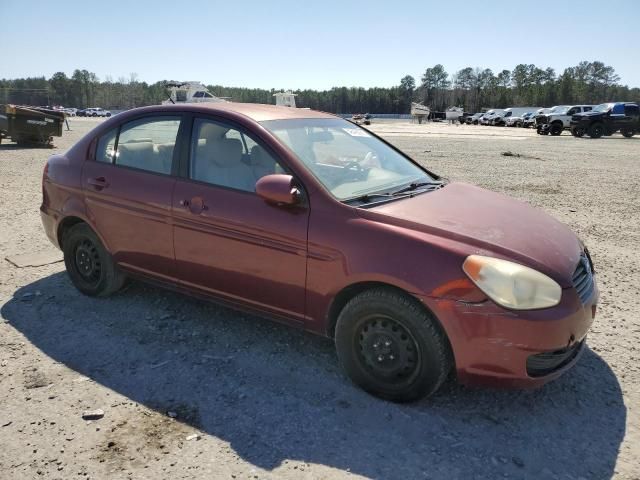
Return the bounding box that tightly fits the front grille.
[535,115,548,125]
[572,253,595,304]
[526,339,584,377]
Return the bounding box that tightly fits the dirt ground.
[0,117,638,480]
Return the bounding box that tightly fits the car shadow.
[2,272,626,479]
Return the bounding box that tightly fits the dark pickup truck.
[570,102,640,138]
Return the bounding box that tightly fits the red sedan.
[41,103,598,401]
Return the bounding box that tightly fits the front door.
[82,114,182,280]
[171,117,309,321]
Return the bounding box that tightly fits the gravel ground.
[0,117,638,480]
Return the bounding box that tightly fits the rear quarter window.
[95,128,117,163]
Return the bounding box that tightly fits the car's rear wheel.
[588,123,605,139]
[550,123,563,136]
[621,127,635,138]
[335,288,452,402]
[63,223,126,297]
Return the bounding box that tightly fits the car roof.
[165,102,336,122]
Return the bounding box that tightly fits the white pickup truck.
[536,105,593,135]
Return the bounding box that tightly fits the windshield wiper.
[343,181,445,206]
[390,181,444,196]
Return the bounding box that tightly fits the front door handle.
[181,197,207,214]
[88,177,109,190]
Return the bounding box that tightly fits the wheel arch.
[57,216,87,249]
[325,281,450,345]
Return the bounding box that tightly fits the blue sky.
[1,0,639,89]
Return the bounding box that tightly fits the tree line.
[1,61,638,114]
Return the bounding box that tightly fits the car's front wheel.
[550,123,563,136]
[63,223,126,297]
[335,288,452,402]
[588,123,605,139]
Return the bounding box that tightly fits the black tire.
[62,223,126,297]
[588,123,605,139]
[549,122,563,136]
[571,126,585,138]
[334,288,452,402]
[621,128,635,138]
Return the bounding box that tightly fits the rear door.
[171,116,309,322]
[82,114,184,281]
[623,104,640,130]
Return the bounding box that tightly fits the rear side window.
[624,105,639,116]
[583,106,592,112]
[115,116,181,174]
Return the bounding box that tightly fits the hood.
[364,183,581,286]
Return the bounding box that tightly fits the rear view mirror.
[255,174,302,206]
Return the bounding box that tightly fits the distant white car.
[505,115,523,127]
[521,112,537,128]
[85,107,111,118]
[465,113,484,125]
[64,108,77,117]
[480,109,504,125]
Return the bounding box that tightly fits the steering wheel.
[363,151,381,168]
[342,160,367,181]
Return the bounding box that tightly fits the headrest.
[209,138,242,167]
[119,141,153,153]
[122,137,152,144]
[249,145,271,167]
[198,122,227,142]
[156,142,175,154]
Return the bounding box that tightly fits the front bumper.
[421,280,598,388]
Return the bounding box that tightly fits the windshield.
[261,118,434,201]
[593,103,612,113]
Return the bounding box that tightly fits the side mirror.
[255,174,302,206]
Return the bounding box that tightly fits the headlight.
[462,255,562,310]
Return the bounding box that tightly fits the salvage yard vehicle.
[534,105,569,134]
[570,102,640,138]
[84,107,112,117]
[0,104,65,146]
[41,103,598,401]
[465,113,484,125]
[480,109,504,125]
[536,105,593,136]
[494,107,541,127]
[522,112,537,128]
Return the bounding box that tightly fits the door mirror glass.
[255,174,301,206]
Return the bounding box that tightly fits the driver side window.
[189,118,283,192]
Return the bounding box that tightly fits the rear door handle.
[87,177,109,190]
